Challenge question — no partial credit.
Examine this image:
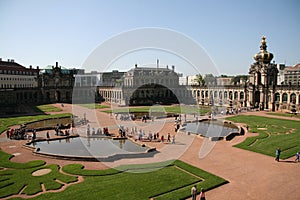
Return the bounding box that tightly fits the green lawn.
[0,113,72,134]
[77,103,110,109]
[102,105,211,115]
[266,112,300,119]
[32,105,62,112]
[0,150,227,199]
[0,150,77,198]
[227,115,300,159]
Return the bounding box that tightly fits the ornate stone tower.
[249,36,278,111]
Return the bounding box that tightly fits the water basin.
[29,137,152,161]
[184,120,239,137]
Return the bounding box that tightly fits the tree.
[194,74,205,86]
[231,75,248,85]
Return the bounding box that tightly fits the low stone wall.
[23,116,73,131]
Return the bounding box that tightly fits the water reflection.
[31,137,148,157]
[184,120,238,137]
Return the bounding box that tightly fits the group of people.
[86,124,110,136]
[6,128,37,141]
[141,115,148,123]
[191,185,206,200]
[113,113,136,121]
[137,130,175,144]
[54,123,74,136]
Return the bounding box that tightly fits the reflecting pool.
[30,137,149,158]
[184,120,238,137]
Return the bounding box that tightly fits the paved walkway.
[1,104,300,200]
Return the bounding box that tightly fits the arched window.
[274,93,280,102]
[282,93,288,102]
[201,91,205,98]
[290,93,296,104]
[234,91,238,100]
[224,91,228,99]
[214,91,218,98]
[240,92,244,100]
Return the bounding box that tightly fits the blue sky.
[0,0,299,76]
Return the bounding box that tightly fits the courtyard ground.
[0,103,299,200]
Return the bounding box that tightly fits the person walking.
[199,188,206,200]
[295,152,299,162]
[167,133,171,142]
[191,185,197,200]
[172,135,175,144]
[275,147,281,162]
[46,131,50,139]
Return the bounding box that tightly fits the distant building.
[0,59,39,89]
[75,72,99,87]
[179,75,197,85]
[277,64,285,85]
[38,62,76,102]
[0,59,39,107]
[98,64,194,105]
[190,36,299,112]
[216,77,233,85]
[1,36,299,114]
[282,64,300,85]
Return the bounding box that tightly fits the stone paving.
[0,103,299,200]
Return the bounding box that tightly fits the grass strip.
[227,115,300,159]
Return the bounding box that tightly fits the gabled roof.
[285,63,300,71]
[0,60,38,72]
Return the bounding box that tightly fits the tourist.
[33,129,36,140]
[55,124,60,135]
[46,131,50,139]
[83,112,86,123]
[199,188,206,200]
[70,126,74,135]
[172,135,175,144]
[295,152,299,162]
[191,185,197,200]
[175,122,178,132]
[167,133,171,142]
[149,131,153,141]
[87,124,90,135]
[275,147,281,162]
[142,115,147,123]
[161,135,164,143]
[138,130,142,141]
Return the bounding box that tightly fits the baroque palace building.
[0,36,299,114]
[0,59,39,106]
[98,36,299,111]
[190,36,299,111]
[98,64,195,105]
